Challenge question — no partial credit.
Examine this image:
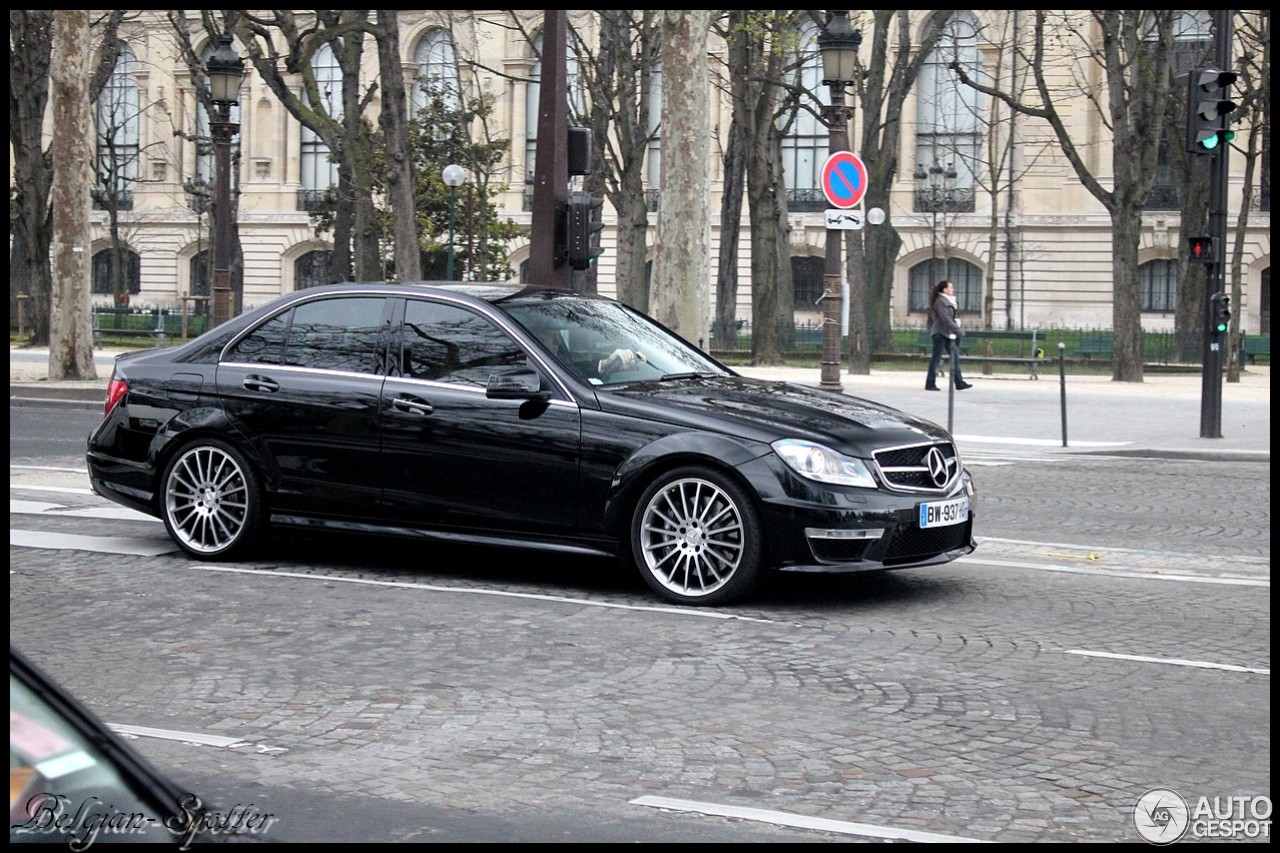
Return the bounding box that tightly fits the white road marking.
[107,724,249,748]
[955,433,1129,448]
[10,484,95,496]
[193,565,777,623]
[631,795,992,843]
[1064,650,1269,675]
[11,465,87,473]
[956,556,1269,587]
[10,499,158,522]
[9,529,176,556]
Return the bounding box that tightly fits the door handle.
[242,375,279,393]
[392,396,434,416]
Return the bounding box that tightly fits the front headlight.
[772,439,877,488]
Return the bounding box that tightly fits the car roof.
[287,281,604,307]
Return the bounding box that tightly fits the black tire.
[630,465,764,606]
[160,438,263,560]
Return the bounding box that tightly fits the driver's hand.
[598,348,646,375]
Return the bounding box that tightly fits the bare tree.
[843,11,953,368]
[1225,10,1270,381]
[230,10,382,282]
[722,10,794,366]
[11,10,124,346]
[649,10,712,346]
[953,11,1180,382]
[375,10,421,281]
[49,11,96,379]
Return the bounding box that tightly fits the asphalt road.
[10,403,1271,843]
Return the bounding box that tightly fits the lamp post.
[914,160,957,285]
[204,33,244,328]
[817,11,861,392]
[442,164,465,280]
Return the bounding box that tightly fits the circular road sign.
[821,151,868,209]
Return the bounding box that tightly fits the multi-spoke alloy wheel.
[632,466,763,606]
[161,440,262,559]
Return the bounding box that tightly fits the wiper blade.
[659,371,712,381]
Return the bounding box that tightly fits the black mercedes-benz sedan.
[86,282,975,606]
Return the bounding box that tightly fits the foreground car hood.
[604,376,949,454]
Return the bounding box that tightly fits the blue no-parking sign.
[821,151,868,209]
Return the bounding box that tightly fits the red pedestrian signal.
[1187,236,1216,264]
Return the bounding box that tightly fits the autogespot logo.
[1134,788,1190,844]
[1136,788,1192,840]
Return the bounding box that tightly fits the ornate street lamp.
[816,11,861,391]
[204,33,244,327]
[441,164,465,280]
[914,160,957,284]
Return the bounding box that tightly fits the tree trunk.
[48,10,96,380]
[10,11,56,346]
[376,10,420,282]
[714,118,745,349]
[649,11,711,347]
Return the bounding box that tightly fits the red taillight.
[104,376,128,416]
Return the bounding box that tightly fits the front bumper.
[739,455,976,573]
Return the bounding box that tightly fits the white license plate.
[919,496,969,528]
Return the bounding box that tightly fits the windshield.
[501,294,730,387]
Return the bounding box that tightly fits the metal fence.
[708,320,1268,367]
[90,305,210,343]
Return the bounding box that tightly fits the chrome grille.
[873,441,960,493]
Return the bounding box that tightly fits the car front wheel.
[631,466,764,606]
[160,439,263,560]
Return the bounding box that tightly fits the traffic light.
[1210,292,1231,336]
[1185,67,1238,155]
[565,191,603,270]
[1187,236,1216,264]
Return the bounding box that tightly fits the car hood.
[601,375,950,455]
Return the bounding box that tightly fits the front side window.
[400,300,525,386]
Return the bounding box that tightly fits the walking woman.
[925,279,972,391]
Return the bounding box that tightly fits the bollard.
[17,293,28,338]
[1058,342,1068,447]
[946,344,959,434]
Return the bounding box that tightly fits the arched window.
[781,19,827,211]
[1139,259,1178,312]
[95,43,140,210]
[525,33,584,188]
[525,34,542,188]
[300,43,341,208]
[646,61,662,197]
[92,249,141,296]
[791,255,825,308]
[412,28,460,116]
[1148,11,1213,210]
[909,258,982,314]
[295,250,336,290]
[915,12,980,213]
[190,250,211,307]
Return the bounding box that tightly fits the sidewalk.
[11,343,1269,461]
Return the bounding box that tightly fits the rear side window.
[226,297,387,374]
[401,300,525,387]
[285,298,386,373]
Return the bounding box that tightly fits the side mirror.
[486,367,551,401]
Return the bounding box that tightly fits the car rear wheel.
[631,466,764,606]
[161,439,263,559]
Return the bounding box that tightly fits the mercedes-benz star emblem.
[925,447,952,488]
